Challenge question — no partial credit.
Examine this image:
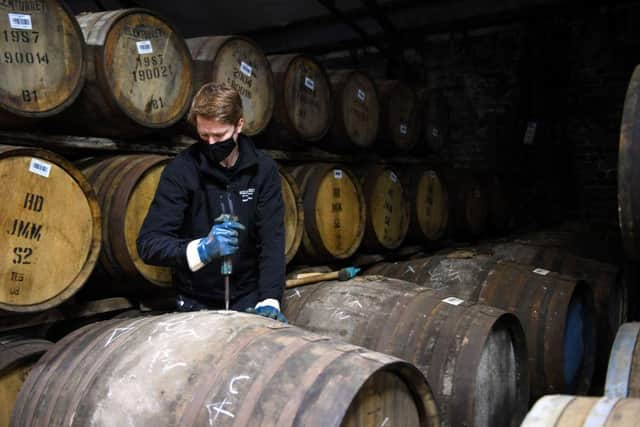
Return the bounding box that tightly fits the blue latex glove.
[196,220,245,264]
[246,306,289,324]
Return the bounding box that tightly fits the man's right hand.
[196,220,245,264]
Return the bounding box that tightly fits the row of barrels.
[0,3,448,154]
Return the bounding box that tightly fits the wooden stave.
[0,0,87,127]
[404,167,449,243]
[418,89,450,154]
[522,395,640,427]
[266,53,333,144]
[376,80,420,153]
[358,164,410,251]
[81,154,172,289]
[56,9,194,137]
[278,166,304,264]
[364,254,597,399]
[186,35,275,136]
[618,64,640,260]
[605,322,640,398]
[325,70,380,152]
[11,312,439,427]
[288,163,366,261]
[282,276,529,427]
[0,145,101,313]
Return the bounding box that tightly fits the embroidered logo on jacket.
[239,188,255,202]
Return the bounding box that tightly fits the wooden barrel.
[619,64,640,261]
[605,322,640,398]
[489,241,626,388]
[55,9,193,137]
[326,70,380,152]
[278,167,304,264]
[288,163,366,261]
[405,168,449,242]
[81,155,172,289]
[0,0,85,129]
[418,89,449,153]
[187,35,274,136]
[376,80,420,152]
[486,174,512,233]
[365,253,597,399]
[446,170,489,238]
[266,54,333,144]
[11,311,439,427]
[283,276,529,427]
[0,336,51,427]
[522,395,640,426]
[0,145,101,313]
[358,165,409,251]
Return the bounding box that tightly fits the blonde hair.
[187,83,243,125]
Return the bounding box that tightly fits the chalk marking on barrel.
[347,300,363,309]
[229,375,251,394]
[380,417,389,427]
[406,265,416,273]
[286,289,302,300]
[207,398,235,424]
[104,327,135,347]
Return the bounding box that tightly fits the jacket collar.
[196,134,259,183]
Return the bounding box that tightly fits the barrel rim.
[0,338,52,372]
[605,322,640,398]
[92,7,194,129]
[278,166,304,264]
[0,0,87,119]
[0,146,102,312]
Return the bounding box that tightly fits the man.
[137,83,287,322]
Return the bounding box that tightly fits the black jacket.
[136,135,285,303]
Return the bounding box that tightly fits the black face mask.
[206,137,237,163]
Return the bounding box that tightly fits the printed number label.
[390,172,398,183]
[333,169,343,179]
[533,268,550,276]
[136,40,153,54]
[432,127,440,137]
[442,296,464,306]
[304,77,315,91]
[9,13,32,30]
[29,158,51,178]
[400,123,408,135]
[357,89,366,102]
[240,61,253,77]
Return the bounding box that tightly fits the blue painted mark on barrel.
[605,322,640,398]
[563,294,585,390]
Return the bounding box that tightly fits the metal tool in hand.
[219,193,237,311]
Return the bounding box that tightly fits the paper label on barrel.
[29,158,51,178]
[304,77,315,91]
[8,13,32,30]
[533,268,550,276]
[400,123,408,135]
[240,61,253,77]
[442,296,464,306]
[333,169,343,179]
[432,127,440,137]
[390,171,398,183]
[136,40,153,54]
[357,89,366,102]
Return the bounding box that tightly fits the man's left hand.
[246,299,288,323]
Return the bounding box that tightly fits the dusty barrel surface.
[605,322,640,398]
[11,311,439,427]
[358,165,410,251]
[365,254,597,398]
[326,70,380,152]
[60,9,193,136]
[283,276,529,427]
[278,167,304,264]
[0,336,51,427]
[0,0,85,128]
[288,163,366,261]
[522,395,640,427]
[404,168,449,242]
[187,35,274,136]
[418,89,449,153]
[0,145,101,313]
[267,54,332,144]
[619,64,640,261]
[489,241,626,386]
[376,80,420,152]
[81,154,172,289]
